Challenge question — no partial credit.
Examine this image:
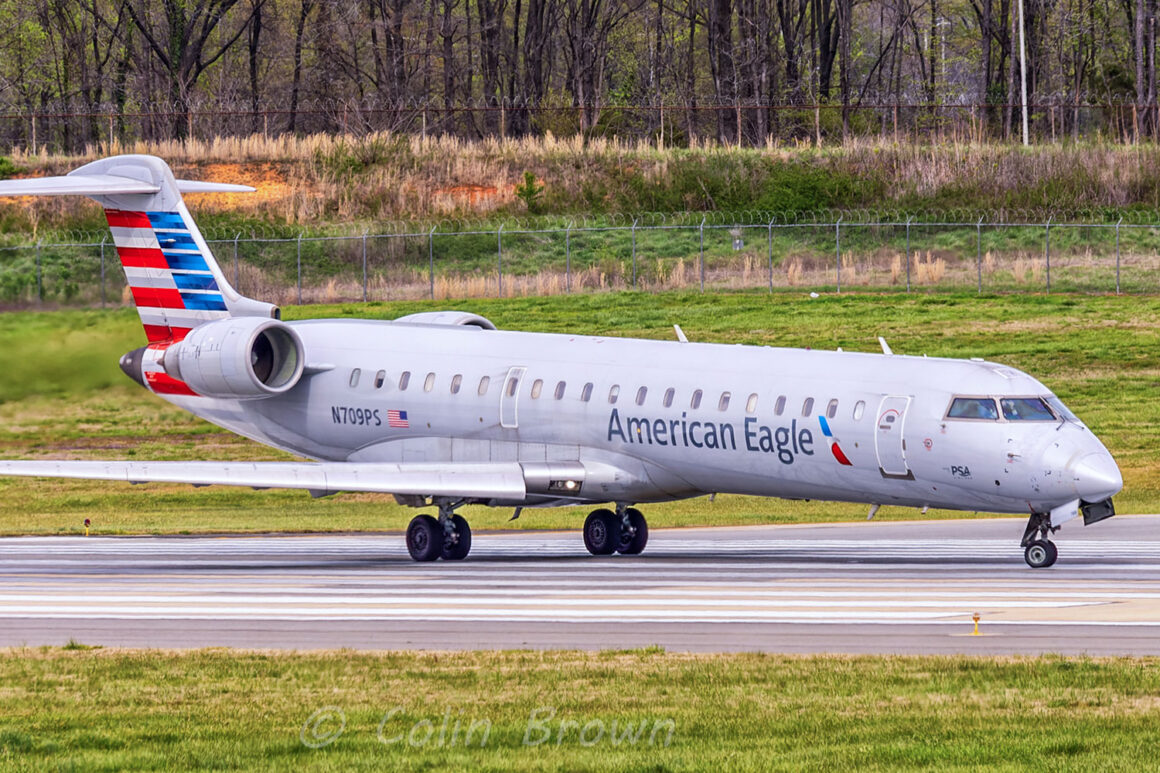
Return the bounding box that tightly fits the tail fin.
[0,154,278,342]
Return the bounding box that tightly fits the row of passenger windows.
[349,367,869,420]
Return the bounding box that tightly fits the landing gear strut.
[583,505,649,556]
[406,499,472,562]
[1021,511,1058,569]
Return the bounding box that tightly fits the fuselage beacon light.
[0,156,1122,567]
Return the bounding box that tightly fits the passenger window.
[555,381,566,400]
[775,395,786,416]
[506,376,519,397]
[1001,397,1056,421]
[374,370,386,389]
[802,397,814,416]
[826,399,838,419]
[852,400,865,420]
[636,386,648,406]
[691,389,703,409]
[947,397,999,420]
[349,368,361,388]
[478,376,490,396]
[663,388,675,408]
[608,385,620,404]
[746,393,758,414]
[581,383,593,402]
[399,371,410,390]
[450,374,462,394]
[424,372,436,392]
[718,392,731,411]
[531,379,543,399]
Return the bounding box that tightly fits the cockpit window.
[1045,396,1080,423]
[1000,397,1056,421]
[947,397,999,420]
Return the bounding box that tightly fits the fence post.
[631,218,638,288]
[699,216,706,292]
[36,240,42,304]
[767,218,774,293]
[99,235,107,309]
[362,231,368,302]
[565,223,572,293]
[296,233,302,305]
[1115,217,1122,294]
[497,224,504,298]
[905,216,912,292]
[1045,216,1052,292]
[976,216,983,293]
[233,232,240,289]
[429,225,436,300]
[835,216,843,293]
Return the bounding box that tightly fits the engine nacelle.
[392,311,497,330]
[163,318,304,399]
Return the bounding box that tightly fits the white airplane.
[0,155,1122,567]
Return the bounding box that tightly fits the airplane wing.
[0,460,525,500]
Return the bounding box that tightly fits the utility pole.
[1018,0,1029,145]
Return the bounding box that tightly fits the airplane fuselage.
[171,319,1120,517]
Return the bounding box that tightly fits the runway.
[1,515,1159,655]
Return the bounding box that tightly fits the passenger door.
[875,395,912,477]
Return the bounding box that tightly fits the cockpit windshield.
[1000,397,1056,421]
[1045,395,1082,423]
[947,397,999,420]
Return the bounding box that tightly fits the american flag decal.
[387,409,410,428]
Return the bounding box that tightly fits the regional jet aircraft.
[0,156,1122,567]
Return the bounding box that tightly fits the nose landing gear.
[1021,512,1059,568]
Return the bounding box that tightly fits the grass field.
[0,290,1156,535]
[0,647,1157,771]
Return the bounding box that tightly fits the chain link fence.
[2,212,1159,308]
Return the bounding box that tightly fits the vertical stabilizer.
[0,154,277,343]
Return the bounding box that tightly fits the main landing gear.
[406,499,472,562]
[1021,511,1059,569]
[583,505,649,556]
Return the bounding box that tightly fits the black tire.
[441,514,472,561]
[617,508,649,555]
[1024,539,1057,569]
[406,514,442,562]
[583,509,620,555]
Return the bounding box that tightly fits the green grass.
[0,291,1157,535]
[0,648,1157,771]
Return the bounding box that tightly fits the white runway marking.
[2,520,1159,652]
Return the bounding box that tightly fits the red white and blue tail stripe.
[106,209,231,343]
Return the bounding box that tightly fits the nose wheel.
[1021,512,1059,568]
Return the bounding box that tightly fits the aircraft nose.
[1070,451,1123,502]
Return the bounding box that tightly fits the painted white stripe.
[136,309,230,328]
[123,268,179,289]
[109,227,160,249]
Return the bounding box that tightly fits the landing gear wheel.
[583,509,621,555]
[1024,539,1058,569]
[616,508,649,555]
[406,514,442,562]
[441,514,472,561]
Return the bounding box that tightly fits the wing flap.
[0,460,526,500]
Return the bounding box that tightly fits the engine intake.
[163,318,304,399]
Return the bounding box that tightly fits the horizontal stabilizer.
[0,460,526,500]
[0,174,254,197]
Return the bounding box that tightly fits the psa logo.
[950,465,972,479]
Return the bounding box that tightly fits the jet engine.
[161,317,305,399]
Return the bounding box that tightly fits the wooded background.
[1,0,1158,149]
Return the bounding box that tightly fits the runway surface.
[1,515,1159,654]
